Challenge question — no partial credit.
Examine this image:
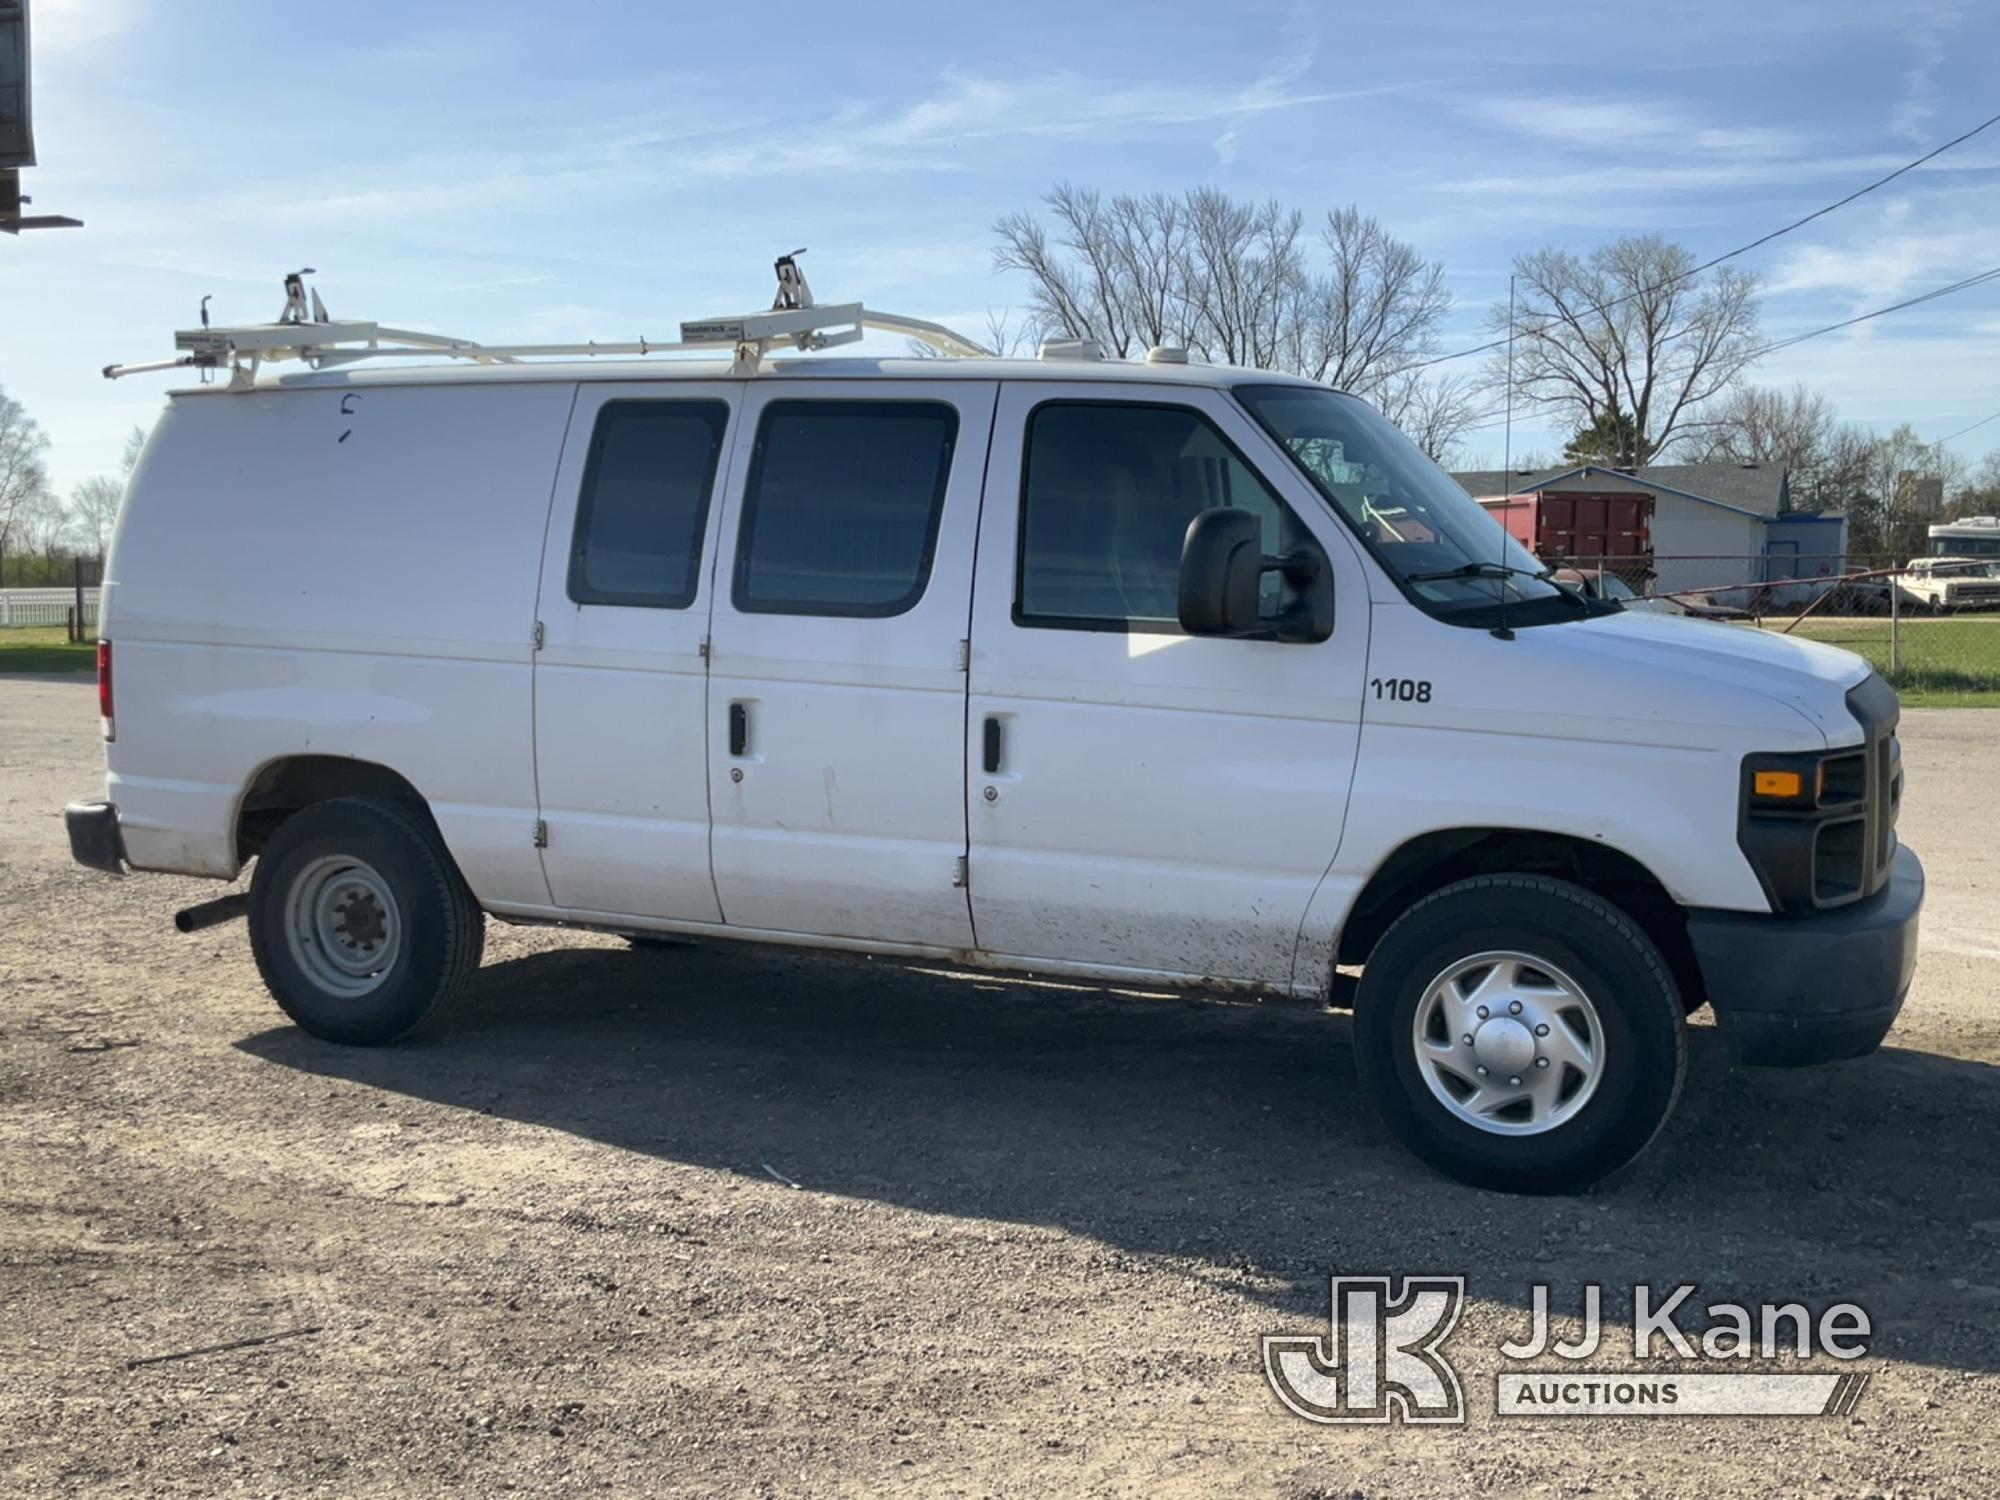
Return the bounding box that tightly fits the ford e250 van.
[67,270,1923,1192]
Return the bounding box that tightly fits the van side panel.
[101,382,577,907]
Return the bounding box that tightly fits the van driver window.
[1016,402,1302,631]
[568,400,729,609]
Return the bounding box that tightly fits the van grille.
[1834,674,1900,904]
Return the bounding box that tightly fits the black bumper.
[64,800,126,874]
[1687,844,1923,1066]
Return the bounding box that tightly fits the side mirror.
[1177,507,1333,643]
[1177,508,1264,636]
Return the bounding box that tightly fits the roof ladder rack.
[103,252,993,388]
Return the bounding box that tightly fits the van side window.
[568,400,729,609]
[733,401,958,618]
[1017,401,1308,632]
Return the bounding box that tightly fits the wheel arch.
[1333,827,1706,1013]
[234,754,437,865]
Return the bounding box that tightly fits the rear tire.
[248,796,484,1045]
[1352,874,1685,1194]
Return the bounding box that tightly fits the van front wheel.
[248,796,484,1045]
[1352,875,1685,1194]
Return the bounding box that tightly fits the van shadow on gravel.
[237,937,2000,1377]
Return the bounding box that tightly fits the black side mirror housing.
[1177,507,1333,643]
[1177,508,1264,636]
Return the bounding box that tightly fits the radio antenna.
[1493,273,1518,641]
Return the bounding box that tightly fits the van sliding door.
[702,381,996,947]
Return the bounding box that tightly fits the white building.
[1451,462,1845,598]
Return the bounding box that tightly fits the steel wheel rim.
[283,854,401,997]
[1411,949,1604,1137]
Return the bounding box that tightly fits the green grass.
[0,625,97,674]
[1762,614,2000,707]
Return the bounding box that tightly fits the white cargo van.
[68,269,1922,1192]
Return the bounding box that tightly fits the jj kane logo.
[1264,1278,1872,1425]
[1263,1276,1467,1424]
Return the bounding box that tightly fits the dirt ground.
[2,672,1997,1498]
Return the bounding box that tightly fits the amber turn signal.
[1753,770,1803,800]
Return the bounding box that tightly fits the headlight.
[1739,751,1869,912]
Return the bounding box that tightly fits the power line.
[1747,264,2000,358]
[1937,408,2000,444]
[1410,108,2000,371]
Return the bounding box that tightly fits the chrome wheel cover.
[1411,950,1604,1136]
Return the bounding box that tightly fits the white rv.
[66,265,1923,1192]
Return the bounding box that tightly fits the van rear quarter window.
[568,400,729,609]
[732,400,957,618]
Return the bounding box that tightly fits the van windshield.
[1234,384,1580,628]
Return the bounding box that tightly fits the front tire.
[1352,874,1685,1194]
[248,796,485,1045]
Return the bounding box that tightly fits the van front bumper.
[64,800,126,874]
[1687,845,1923,1066]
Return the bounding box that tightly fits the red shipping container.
[1480,490,1653,584]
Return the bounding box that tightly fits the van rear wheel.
[248,796,484,1045]
[1352,874,1685,1194]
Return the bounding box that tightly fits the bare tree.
[121,423,147,477]
[1953,448,2000,513]
[1374,371,1485,464]
[1490,236,1760,465]
[1175,188,1306,370]
[1284,208,1451,391]
[1831,423,1969,559]
[995,185,1181,359]
[1686,384,1837,472]
[0,386,53,586]
[70,475,125,558]
[13,486,72,562]
[994,184,1454,405]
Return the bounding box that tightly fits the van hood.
[1524,609,1872,746]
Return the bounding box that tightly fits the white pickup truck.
[66,271,1922,1192]
[1893,557,2000,612]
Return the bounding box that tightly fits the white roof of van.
[175,355,1332,397]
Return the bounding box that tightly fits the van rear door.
[533,381,740,921]
[704,380,997,947]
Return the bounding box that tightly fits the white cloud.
[1763,180,2000,302]
[1889,3,1958,143]
[1460,95,1801,158]
[199,58,1390,231]
[1434,146,2000,202]
[30,0,150,53]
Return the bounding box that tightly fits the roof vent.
[1040,338,1105,362]
[1145,344,1190,365]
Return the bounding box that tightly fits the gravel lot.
[3,673,1997,1497]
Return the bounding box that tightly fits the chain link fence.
[1546,553,2000,705]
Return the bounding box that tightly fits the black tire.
[1352,874,1685,1194]
[248,796,484,1045]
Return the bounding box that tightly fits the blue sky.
[4,0,1997,493]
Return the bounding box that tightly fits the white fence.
[0,587,102,629]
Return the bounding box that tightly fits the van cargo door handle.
[729,701,748,757]
[982,716,1002,774]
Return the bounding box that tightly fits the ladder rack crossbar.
[104,264,994,385]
